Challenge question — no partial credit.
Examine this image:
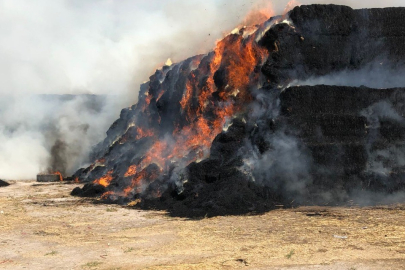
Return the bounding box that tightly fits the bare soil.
[0,181,405,270]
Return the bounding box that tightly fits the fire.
[94,170,113,187]
[124,164,138,177]
[238,1,275,28]
[123,166,161,196]
[180,74,195,113]
[90,12,271,201]
[156,90,165,102]
[135,127,154,140]
[101,191,115,200]
[124,140,168,177]
[144,141,169,169]
[218,35,267,96]
[54,171,63,182]
[241,9,275,27]
[142,94,152,111]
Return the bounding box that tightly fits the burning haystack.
[72,5,405,217]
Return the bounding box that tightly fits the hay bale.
[37,175,61,182]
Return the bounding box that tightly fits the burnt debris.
[72,5,405,217]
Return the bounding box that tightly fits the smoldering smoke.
[0,94,119,179]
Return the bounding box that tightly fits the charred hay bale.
[283,115,368,143]
[289,5,357,36]
[159,169,278,218]
[308,143,368,176]
[209,118,246,165]
[0,179,10,187]
[261,5,405,85]
[359,170,405,193]
[379,120,405,142]
[71,183,106,197]
[279,85,405,183]
[280,86,405,116]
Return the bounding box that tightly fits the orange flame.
[53,171,63,182]
[241,10,274,27]
[238,1,275,28]
[180,74,195,112]
[94,170,113,187]
[136,127,154,140]
[124,166,162,196]
[101,191,115,200]
[124,164,139,177]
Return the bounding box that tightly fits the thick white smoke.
[0,0,404,180]
[0,94,121,179]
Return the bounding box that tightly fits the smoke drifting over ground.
[1,0,404,181]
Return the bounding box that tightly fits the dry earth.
[0,181,405,270]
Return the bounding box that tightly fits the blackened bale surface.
[261,5,405,86]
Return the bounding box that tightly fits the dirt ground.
[0,181,405,270]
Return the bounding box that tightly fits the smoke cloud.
[291,62,405,89]
[0,94,120,179]
[1,0,404,180]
